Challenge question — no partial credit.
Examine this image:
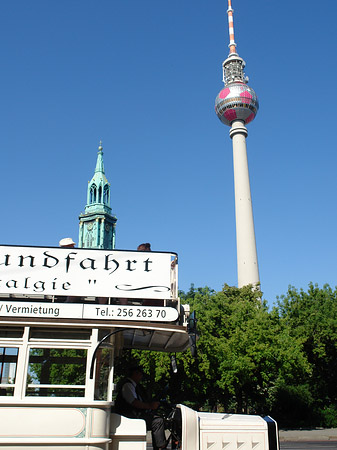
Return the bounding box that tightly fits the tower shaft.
[230,120,259,287]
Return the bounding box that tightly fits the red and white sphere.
[215,82,259,126]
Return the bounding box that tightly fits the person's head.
[137,243,151,251]
[59,237,76,248]
[127,366,144,383]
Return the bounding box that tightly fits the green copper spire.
[85,141,110,211]
[78,142,117,249]
[95,140,105,174]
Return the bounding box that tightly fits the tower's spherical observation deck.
[215,82,259,126]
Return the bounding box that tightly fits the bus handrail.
[89,328,132,379]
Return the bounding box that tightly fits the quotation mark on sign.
[88,280,97,284]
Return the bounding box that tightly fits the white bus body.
[0,245,278,450]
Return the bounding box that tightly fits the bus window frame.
[24,330,95,400]
[0,345,19,396]
[0,325,116,402]
[25,347,88,398]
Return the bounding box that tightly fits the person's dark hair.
[127,366,143,377]
[137,243,151,251]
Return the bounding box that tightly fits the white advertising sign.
[0,301,179,322]
[0,245,174,299]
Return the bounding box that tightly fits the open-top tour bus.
[0,245,278,450]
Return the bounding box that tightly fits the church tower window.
[90,185,97,204]
[103,185,109,204]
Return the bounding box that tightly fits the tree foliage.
[115,282,337,428]
[276,283,337,426]
[184,284,310,415]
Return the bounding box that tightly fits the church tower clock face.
[87,223,93,231]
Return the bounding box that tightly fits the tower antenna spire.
[227,0,237,55]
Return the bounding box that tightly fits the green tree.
[116,284,310,423]
[277,283,337,426]
[186,284,310,415]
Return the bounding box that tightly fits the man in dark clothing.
[115,366,167,450]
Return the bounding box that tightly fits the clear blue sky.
[1,0,337,305]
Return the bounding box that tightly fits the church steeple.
[78,142,117,249]
[85,141,110,213]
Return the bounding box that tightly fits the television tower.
[215,0,260,288]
